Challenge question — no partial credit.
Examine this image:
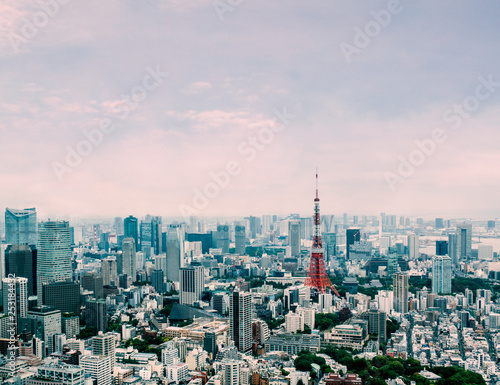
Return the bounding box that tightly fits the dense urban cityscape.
[1,178,500,385]
[2,1,500,385]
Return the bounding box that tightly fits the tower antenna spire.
[315,167,319,200]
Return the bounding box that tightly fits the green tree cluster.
[315,313,340,331]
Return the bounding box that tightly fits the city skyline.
[1,2,500,217]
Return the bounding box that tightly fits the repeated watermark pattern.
[340,0,405,63]
[213,0,244,21]
[51,65,168,182]
[178,106,296,217]
[385,75,500,192]
[8,0,71,54]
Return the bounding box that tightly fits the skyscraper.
[151,269,164,294]
[166,224,184,282]
[234,225,246,255]
[435,218,444,229]
[5,244,37,296]
[432,255,452,294]
[229,290,252,353]
[27,305,61,356]
[85,298,108,332]
[457,222,472,260]
[346,229,361,260]
[448,233,458,266]
[323,233,337,261]
[122,238,136,281]
[436,241,448,256]
[179,266,205,305]
[245,216,261,239]
[288,221,301,257]
[114,217,124,236]
[140,220,153,257]
[124,216,139,251]
[217,225,230,254]
[5,207,37,246]
[408,234,419,260]
[393,273,409,314]
[37,221,72,304]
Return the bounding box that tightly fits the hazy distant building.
[234,225,246,255]
[122,238,136,281]
[408,234,419,260]
[5,244,37,296]
[457,222,472,260]
[393,273,409,314]
[37,221,72,305]
[245,216,261,239]
[323,233,337,260]
[487,220,496,230]
[432,255,452,294]
[179,266,205,305]
[435,218,444,229]
[166,224,184,282]
[5,207,37,246]
[448,233,458,266]
[217,225,230,254]
[288,221,301,257]
[346,229,361,260]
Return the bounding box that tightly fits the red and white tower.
[304,171,340,296]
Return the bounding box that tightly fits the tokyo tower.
[304,171,340,296]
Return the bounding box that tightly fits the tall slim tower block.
[432,255,452,294]
[288,221,301,257]
[234,225,246,255]
[457,223,472,260]
[304,172,337,295]
[393,273,409,314]
[229,290,252,353]
[37,221,72,305]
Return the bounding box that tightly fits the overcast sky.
[1,0,500,219]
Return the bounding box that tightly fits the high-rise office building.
[222,360,240,385]
[27,305,61,356]
[217,225,230,254]
[448,233,458,266]
[408,234,419,260]
[140,220,153,257]
[122,238,136,281]
[166,224,184,282]
[229,290,252,353]
[81,272,103,299]
[5,207,37,246]
[435,218,444,229]
[124,216,139,251]
[360,308,387,343]
[487,220,496,230]
[346,229,361,260]
[436,241,448,256]
[42,281,80,315]
[151,269,165,294]
[2,277,28,325]
[101,258,117,286]
[5,244,37,296]
[393,273,409,314]
[179,266,205,305]
[288,221,301,257]
[203,331,218,357]
[457,222,472,260]
[234,225,246,255]
[37,221,72,304]
[92,331,116,369]
[432,255,452,294]
[85,298,108,332]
